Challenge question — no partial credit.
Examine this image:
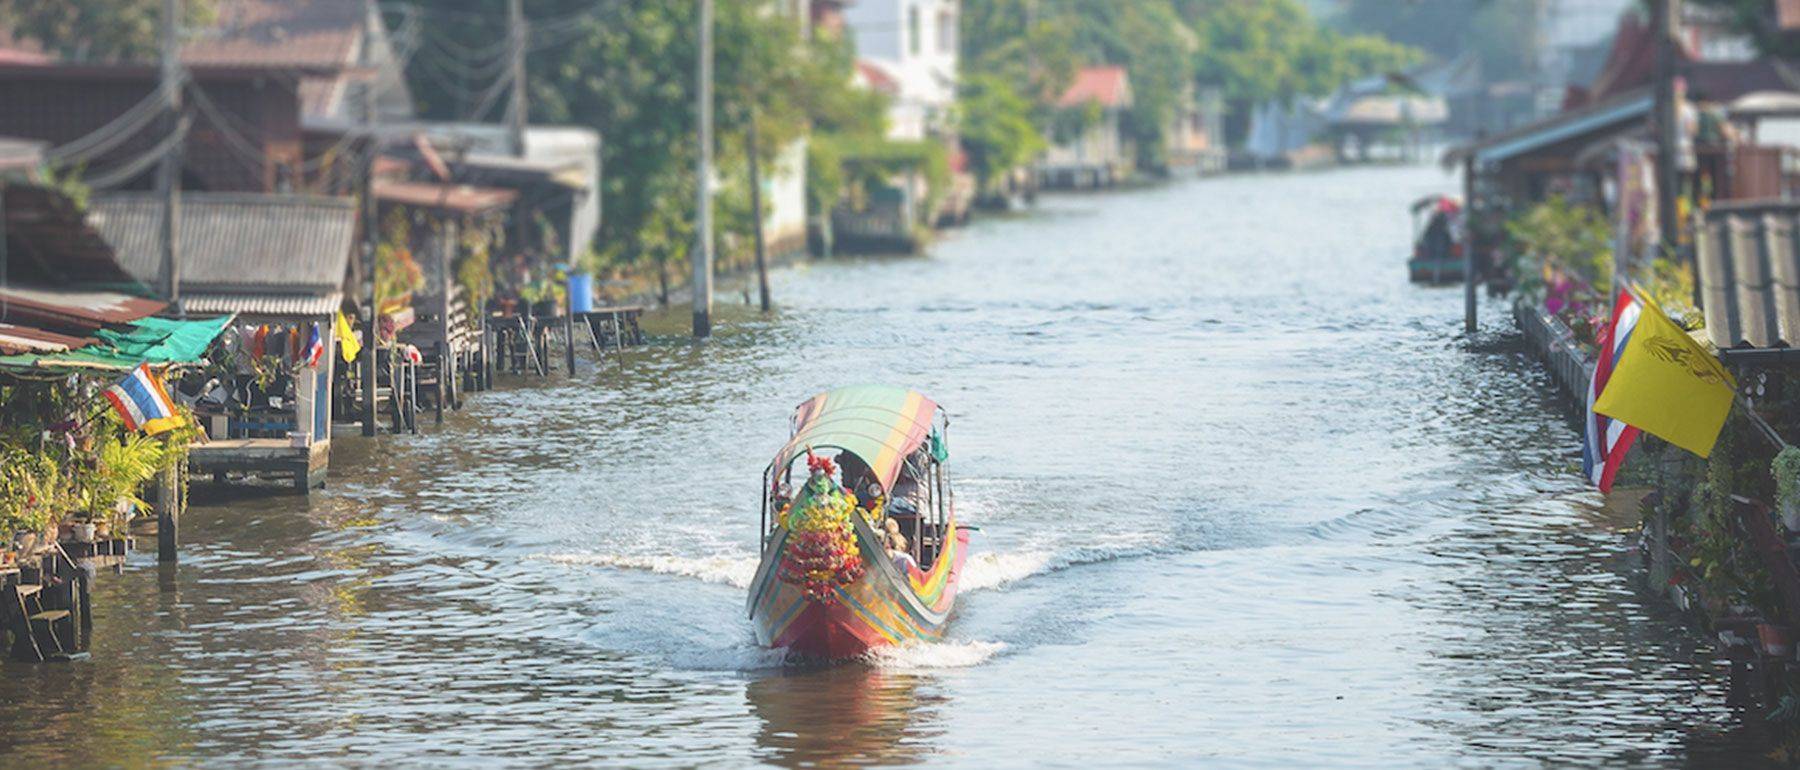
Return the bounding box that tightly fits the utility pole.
[361,0,381,437]
[507,0,528,157]
[1464,155,1478,334]
[1652,0,1683,255]
[693,0,715,338]
[747,109,771,312]
[157,0,184,316]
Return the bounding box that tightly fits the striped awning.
[771,385,941,492]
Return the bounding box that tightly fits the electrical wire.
[82,118,189,190]
[44,84,176,166]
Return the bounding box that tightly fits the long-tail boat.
[747,385,970,659]
[1408,194,1466,284]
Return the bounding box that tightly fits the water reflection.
[749,667,940,767]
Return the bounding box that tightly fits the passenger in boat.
[889,451,931,513]
[884,519,919,574]
[838,452,875,493]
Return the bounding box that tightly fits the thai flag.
[301,323,325,367]
[103,363,184,435]
[1583,289,1643,492]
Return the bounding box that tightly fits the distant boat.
[747,385,970,659]
[1409,194,1466,285]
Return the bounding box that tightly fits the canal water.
[0,165,1767,767]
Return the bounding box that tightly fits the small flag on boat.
[1583,289,1641,492]
[301,323,325,367]
[1594,289,1736,458]
[102,363,185,435]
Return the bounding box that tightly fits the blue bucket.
[567,272,594,314]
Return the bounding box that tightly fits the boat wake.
[958,539,1177,592]
[863,639,1006,669]
[958,550,1055,591]
[533,552,757,588]
[536,541,1172,596]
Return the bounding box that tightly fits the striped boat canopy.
[772,385,941,492]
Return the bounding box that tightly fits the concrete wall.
[765,138,809,256]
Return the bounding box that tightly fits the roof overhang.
[1447,91,1653,167]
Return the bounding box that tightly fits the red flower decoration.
[805,448,837,477]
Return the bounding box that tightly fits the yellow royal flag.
[334,311,362,363]
[1594,292,1736,457]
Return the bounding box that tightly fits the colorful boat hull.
[748,515,970,659]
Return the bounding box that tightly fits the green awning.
[0,314,234,373]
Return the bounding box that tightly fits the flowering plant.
[777,462,865,603]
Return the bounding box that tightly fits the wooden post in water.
[1463,155,1478,334]
[564,311,577,376]
[156,449,180,563]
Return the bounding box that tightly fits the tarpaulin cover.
[770,385,942,492]
[0,314,233,372]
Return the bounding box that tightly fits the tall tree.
[406,0,876,280]
[0,0,214,61]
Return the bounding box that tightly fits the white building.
[844,0,960,140]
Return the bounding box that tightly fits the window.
[908,5,922,57]
[938,10,955,55]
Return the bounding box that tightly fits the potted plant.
[1775,446,1800,532]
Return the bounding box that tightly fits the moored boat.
[747,385,970,659]
[1408,194,1466,284]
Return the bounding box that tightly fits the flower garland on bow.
[777,450,866,603]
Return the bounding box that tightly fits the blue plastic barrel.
[567,272,594,314]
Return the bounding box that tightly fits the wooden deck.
[188,438,330,494]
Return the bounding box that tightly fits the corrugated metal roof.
[181,291,343,318]
[1446,89,1653,167]
[0,285,167,333]
[3,184,146,289]
[0,323,90,355]
[1700,201,1800,351]
[87,192,356,296]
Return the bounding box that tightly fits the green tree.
[0,0,214,61]
[1179,0,1420,144]
[407,0,873,283]
[956,74,1045,194]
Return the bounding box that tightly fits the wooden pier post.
[565,312,577,376]
[156,452,180,563]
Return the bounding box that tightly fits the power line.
[84,118,189,190]
[44,84,175,165]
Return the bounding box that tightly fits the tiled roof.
[1699,201,1800,352]
[180,0,416,122]
[181,0,364,70]
[1057,66,1132,109]
[87,192,356,300]
[855,59,899,95]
